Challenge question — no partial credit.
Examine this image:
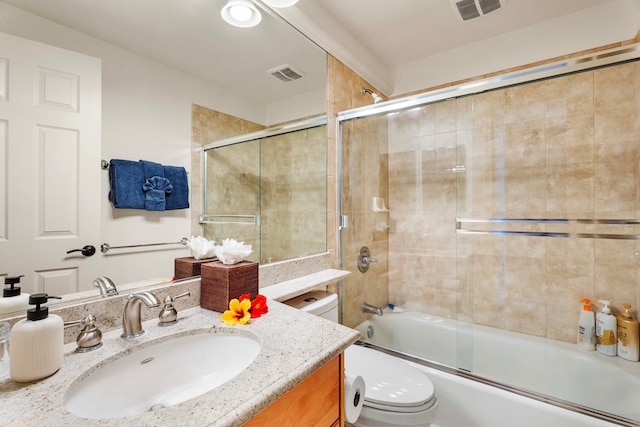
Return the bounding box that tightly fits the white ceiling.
[0,0,623,103]
[0,0,327,106]
[310,0,616,67]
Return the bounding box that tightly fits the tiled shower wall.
[384,62,640,343]
[191,104,265,238]
[204,140,261,263]
[327,56,390,328]
[261,126,327,263]
[192,104,326,264]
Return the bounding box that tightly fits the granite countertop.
[0,301,360,426]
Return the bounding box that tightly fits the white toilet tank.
[283,290,338,322]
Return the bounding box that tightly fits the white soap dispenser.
[577,298,596,350]
[0,275,30,315]
[596,300,617,356]
[9,293,63,382]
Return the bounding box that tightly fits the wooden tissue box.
[174,257,216,280]
[200,260,258,312]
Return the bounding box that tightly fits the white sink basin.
[64,332,261,419]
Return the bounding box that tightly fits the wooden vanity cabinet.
[244,354,344,427]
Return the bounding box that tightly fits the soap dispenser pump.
[9,293,64,382]
[0,275,30,315]
[596,300,617,356]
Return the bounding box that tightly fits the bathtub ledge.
[260,269,350,302]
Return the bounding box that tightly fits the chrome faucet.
[93,277,118,296]
[121,292,160,339]
[361,302,383,316]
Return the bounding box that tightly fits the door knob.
[66,245,96,257]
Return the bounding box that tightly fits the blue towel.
[140,160,164,181]
[163,165,189,210]
[142,176,173,211]
[108,159,189,211]
[108,159,145,209]
[140,160,169,211]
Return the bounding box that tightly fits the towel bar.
[199,214,260,226]
[456,218,640,240]
[101,237,189,253]
[101,159,188,174]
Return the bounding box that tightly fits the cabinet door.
[244,355,342,427]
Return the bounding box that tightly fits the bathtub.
[355,310,640,426]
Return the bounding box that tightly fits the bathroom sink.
[64,332,261,419]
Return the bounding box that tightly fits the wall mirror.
[0,0,327,317]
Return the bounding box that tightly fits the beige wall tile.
[595,63,636,113]
[328,56,389,327]
[342,62,640,343]
[504,80,547,124]
[328,52,640,344]
[546,71,594,119]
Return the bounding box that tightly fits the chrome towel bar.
[456,218,640,240]
[101,237,189,253]
[199,214,260,226]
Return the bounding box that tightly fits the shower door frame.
[336,44,640,427]
[202,115,327,264]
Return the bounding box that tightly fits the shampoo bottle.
[617,304,639,362]
[577,298,596,350]
[596,300,617,356]
[9,293,63,382]
[0,275,30,315]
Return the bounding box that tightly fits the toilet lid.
[345,345,436,410]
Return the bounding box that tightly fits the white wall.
[266,87,327,124]
[392,0,640,95]
[0,3,272,285]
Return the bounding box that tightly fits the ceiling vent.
[267,64,305,82]
[451,0,506,21]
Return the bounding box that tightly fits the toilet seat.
[344,345,437,414]
[285,291,438,427]
[366,396,438,413]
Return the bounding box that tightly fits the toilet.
[284,291,439,427]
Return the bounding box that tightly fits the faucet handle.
[158,291,191,327]
[64,314,103,353]
[357,246,378,272]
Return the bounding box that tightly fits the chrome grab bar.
[100,237,188,253]
[199,214,260,226]
[456,218,640,240]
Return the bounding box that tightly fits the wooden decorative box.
[174,257,216,280]
[200,260,258,312]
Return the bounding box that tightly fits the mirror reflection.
[202,119,327,264]
[0,0,327,315]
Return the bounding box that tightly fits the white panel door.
[0,32,101,298]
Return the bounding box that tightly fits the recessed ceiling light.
[262,0,299,8]
[221,0,262,28]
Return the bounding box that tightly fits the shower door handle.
[340,215,349,230]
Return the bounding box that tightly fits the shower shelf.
[456,217,640,240]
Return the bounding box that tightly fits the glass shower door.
[202,121,327,264]
[202,140,261,263]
